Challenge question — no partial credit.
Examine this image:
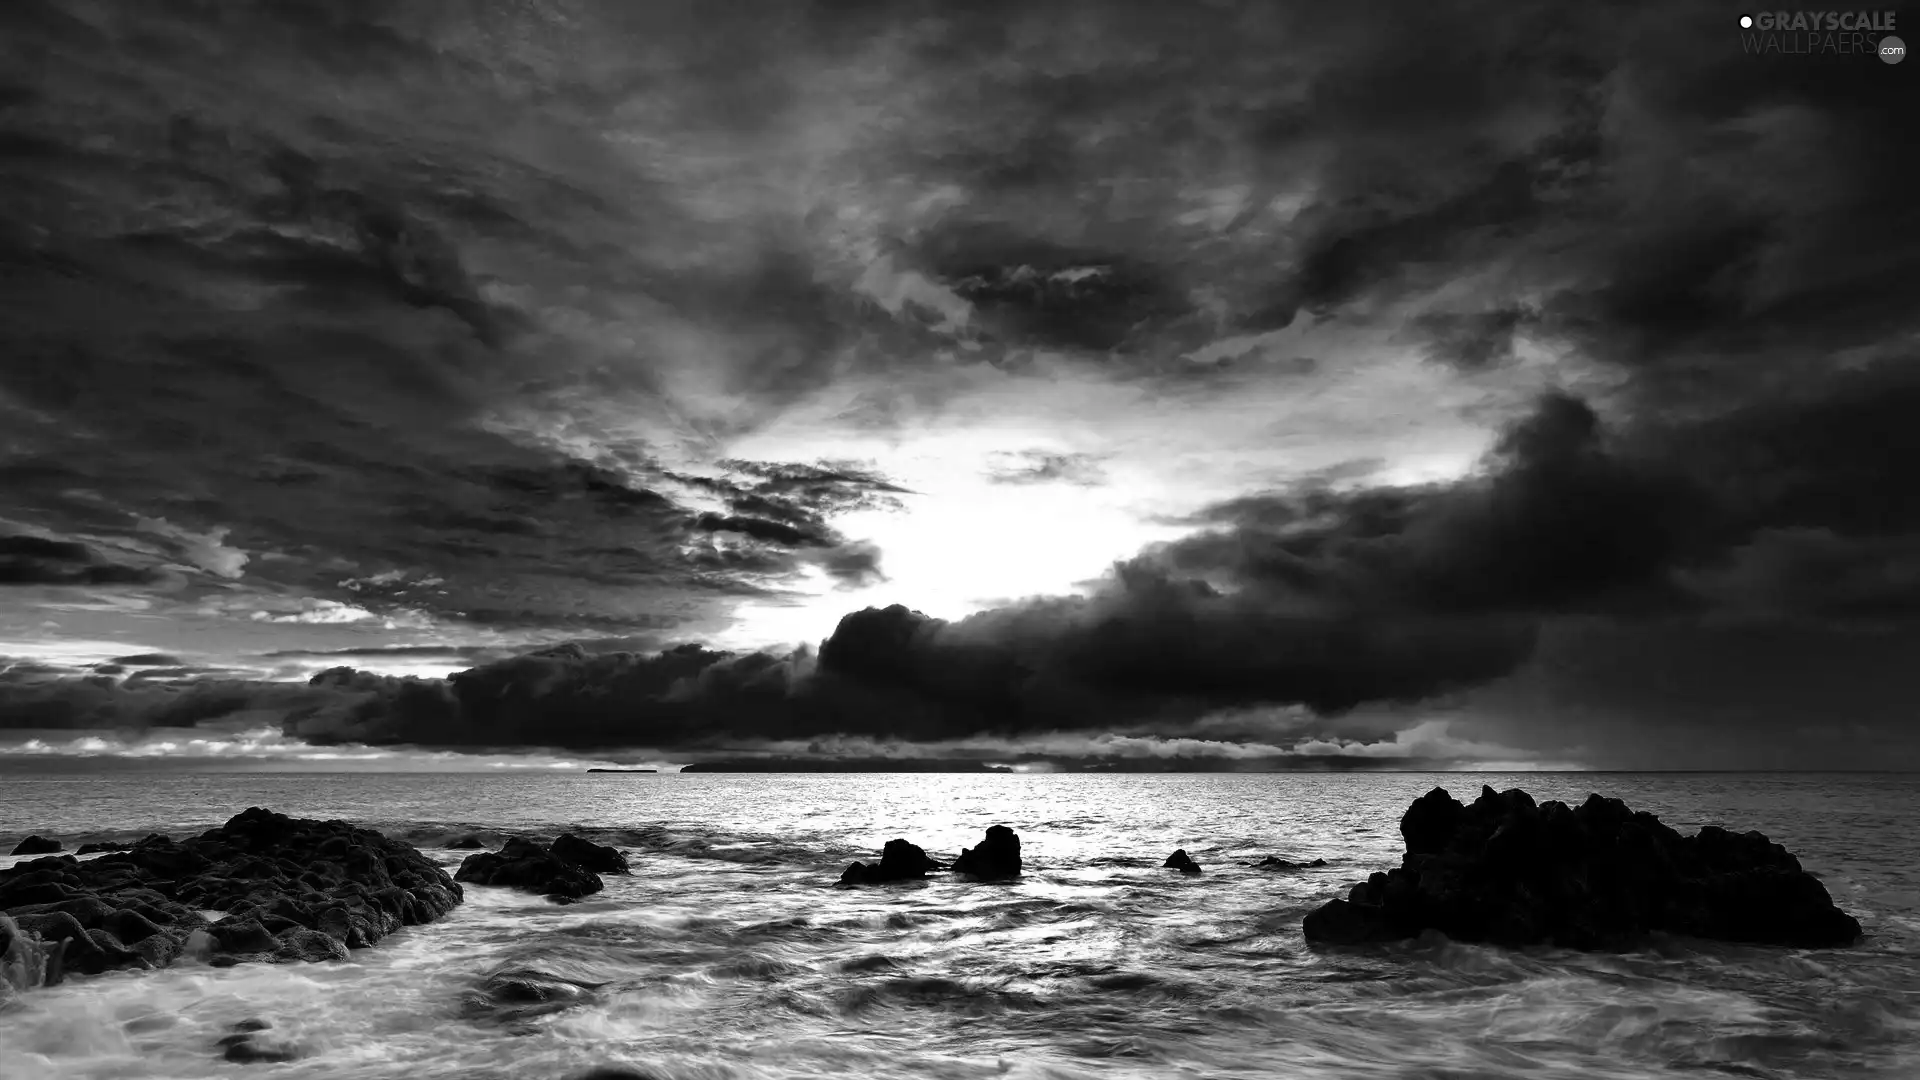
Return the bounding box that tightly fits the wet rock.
[102,907,165,944]
[10,835,62,856]
[210,916,278,955]
[1163,849,1202,874]
[75,841,130,856]
[951,825,1022,879]
[445,835,487,850]
[217,1019,304,1064]
[1254,856,1327,870]
[1303,785,1864,951]
[0,808,462,987]
[455,837,603,900]
[273,927,350,963]
[839,839,944,885]
[462,967,604,1024]
[550,833,631,875]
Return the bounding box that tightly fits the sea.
[0,770,1916,1080]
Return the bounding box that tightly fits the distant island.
[677,758,1013,773]
[585,768,658,773]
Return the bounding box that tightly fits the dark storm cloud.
[1153,394,1710,617]
[0,1,931,638]
[0,534,167,587]
[110,653,185,667]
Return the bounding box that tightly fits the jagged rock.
[1302,785,1864,951]
[550,834,631,875]
[455,838,603,900]
[0,808,461,985]
[11,836,62,856]
[75,841,131,856]
[1164,849,1202,874]
[839,839,943,885]
[951,825,1022,879]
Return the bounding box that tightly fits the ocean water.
[1,770,1917,1080]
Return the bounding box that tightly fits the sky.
[0,0,1916,771]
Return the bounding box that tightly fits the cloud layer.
[0,0,1915,767]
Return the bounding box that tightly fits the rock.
[0,808,462,986]
[1301,898,1399,943]
[273,927,350,963]
[210,916,278,955]
[11,836,62,856]
[445,835,487,850]
[839,839,943,885]
[1163,849,1202,874]
[1303,786,1864,951]
[950,825,1022,879]
[1253,856,1326,870]
[461,966,603,1024]
[455,838,603,900]
[75,841,131,856]
[217,1020,304,1064]
[550,834,631,875]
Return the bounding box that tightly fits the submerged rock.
[1253,856,1327,870]
[550,833,631,875]
[10,835,62,856]
[0,807,462,984]
[74,841,131,856]
[1164,849,1202,874]
[445,835,487,850]
[1302,786,1863,951]
[839,839,943,885]
[462,966,605,1024]
[216,1018,304,1064]
[950,825,1022,879]
[455,837,603,900]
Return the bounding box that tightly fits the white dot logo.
[1739,14,1753,27]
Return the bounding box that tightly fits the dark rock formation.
[1164,849,1202,874]
[950,825,1022,879]
[550,833,631,875]
[1254,856,1327,870]
[839,839,943,885]
[455,838,603,900]
[445,835,487,850]
[11,836,62,856]
[1302,786,1864,951]
[75,841,131,856]
[0,807,462,984]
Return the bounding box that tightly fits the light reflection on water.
[1,771,1916,1079]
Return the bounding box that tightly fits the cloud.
[135,518,250,579]
[0,0,1916,770]
[985,451,1109,487]
[251,599,380,625]
[0,534,167,587]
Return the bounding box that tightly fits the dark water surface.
[1,770,1917,1079]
